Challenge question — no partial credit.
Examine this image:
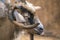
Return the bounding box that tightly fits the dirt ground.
[21,34,60,40]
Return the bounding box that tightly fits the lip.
[34,27,43,35]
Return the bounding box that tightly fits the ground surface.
[21,34,60,40]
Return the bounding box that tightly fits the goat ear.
[34,6,41,10]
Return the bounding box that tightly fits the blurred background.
[0,0,60,40]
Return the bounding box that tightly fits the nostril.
[39,28,43,30]
[38,28,43,31]
[34,27,44,35]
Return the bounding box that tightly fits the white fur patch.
[0,1,6,18]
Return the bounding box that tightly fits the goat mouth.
[34,28,44,35]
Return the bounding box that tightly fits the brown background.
[0,0,60,40]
